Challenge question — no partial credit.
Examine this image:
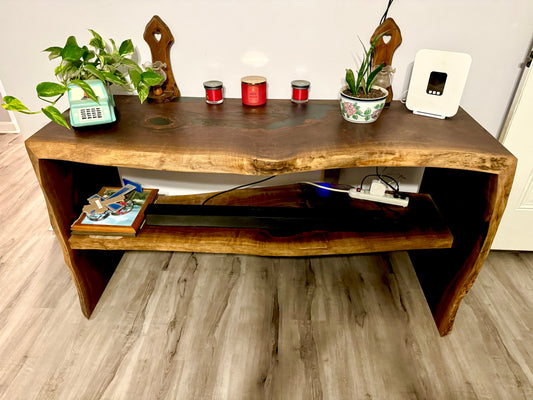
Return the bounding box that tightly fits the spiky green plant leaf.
[347,31,389,95]
[345,69,356,95]
[365,62,384,93]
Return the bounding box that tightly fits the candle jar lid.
[291,80,310,89]
[203,80,223,89]
[241,75,267,85]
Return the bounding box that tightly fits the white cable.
[299,182,351,194]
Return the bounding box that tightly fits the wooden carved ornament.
[371,18,402,106]
[144,15,180,102]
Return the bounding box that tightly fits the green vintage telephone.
[67,80,116,127]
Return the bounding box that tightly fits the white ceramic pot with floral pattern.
[339,85,388,123]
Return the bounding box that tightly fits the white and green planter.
[340,85,388,123]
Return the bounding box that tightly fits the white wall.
[1,1,532,193]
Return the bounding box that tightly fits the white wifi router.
[406,49,472,119]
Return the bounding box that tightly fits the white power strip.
[348,188,409,207]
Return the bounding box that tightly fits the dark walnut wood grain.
[25,96,516,336]
[27,97,513,176]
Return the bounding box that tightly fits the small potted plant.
[340,33,388,123]
[1,30,163,129]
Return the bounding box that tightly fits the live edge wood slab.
[25,96,516,336]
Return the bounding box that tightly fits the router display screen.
[426,71,447,96]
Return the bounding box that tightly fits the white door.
[492,49,533,250]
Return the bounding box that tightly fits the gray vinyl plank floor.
[1,132,532,399]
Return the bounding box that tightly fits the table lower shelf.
[69,224,452,256]
[69,186,453,256]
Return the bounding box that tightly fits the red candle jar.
[241,76,267,106]
[291,80,310,103]
[203,80,224,104]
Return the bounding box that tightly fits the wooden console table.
[25,96,516,336]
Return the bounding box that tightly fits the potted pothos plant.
[340,33,388,123]
[1,30,163,129]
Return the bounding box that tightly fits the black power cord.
[359,167,401,196]
[370,0,396,76]
[380,0,395,24]
[201,176,276,205]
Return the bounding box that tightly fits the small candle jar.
[241,76,267,106]
[291,80,310,103]
[203,80,224,104]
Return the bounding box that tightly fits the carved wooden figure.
[144,15,180,102]
[371,18,402,106]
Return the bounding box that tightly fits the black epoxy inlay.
[149,117,172,126]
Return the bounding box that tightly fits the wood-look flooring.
[1,132,532,399]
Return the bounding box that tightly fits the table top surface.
[26,96,516,175]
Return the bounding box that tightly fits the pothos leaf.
[128,69,141,87]
[43,46,63,60]
[141,70,164,87]
[42,106,69,129]
[70,79,99,103]
[82,49,96,62]
[118,39,134,56]
[120,58,143,73]
[89,29,105,50]
[60,36,85,61]
[2,96,30,112]
[83,64,106,82]
[136,83,149,104]
[36,82,67,97]
[109,38,119,55]
[101,71,126,86]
